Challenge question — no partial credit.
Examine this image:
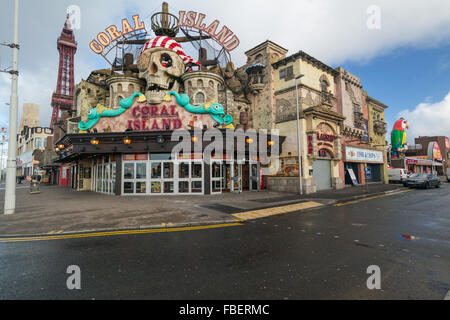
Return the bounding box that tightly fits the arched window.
[321,80,329,92]
[195,92,205,105]
[116,95,124,107]
[197,79,204,88]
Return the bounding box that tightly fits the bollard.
[29,180,40,194]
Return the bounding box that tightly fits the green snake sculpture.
[78,93,146,131]
[167,91,233,126]
[78,91,233,131]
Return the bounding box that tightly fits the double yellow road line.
[334,189,413,207]
[0,223,242,243]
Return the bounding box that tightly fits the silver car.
[404,173,441,189]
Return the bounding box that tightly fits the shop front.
[405,157,442,175]
[269,106,344,194]
[344,146,385,185]
[303,110,345,193]
[55,129,280,197]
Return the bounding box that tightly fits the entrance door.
[162,162,175,194]
[150,161,162,194]
[123,161,147,195]
[313,160,332,191]
[222,163,231,192]
[249,162,260,192]
[232,162,242,193]
[211,161,222,194]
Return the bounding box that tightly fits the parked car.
[447,168,450,182]
[388,168,408,183]
[403,173,441,189]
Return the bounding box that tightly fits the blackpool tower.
[50,14,77,128]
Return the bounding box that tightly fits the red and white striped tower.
[50,14,77,128]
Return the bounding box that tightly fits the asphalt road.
[0,185,449,300]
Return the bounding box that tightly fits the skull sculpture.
[137,47,185,104]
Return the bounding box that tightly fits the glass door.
[135,162,147,194]
[232,162,242,193]
[123,162,135,194]
[222,163,232,192]
[178,161,190,194]
[110,162,116,194]
[162,162,175,194]
[211,161,222,194]
[96,164,102,192]
[249,162,260,192]
[150,162,162,194]
[191,162,203,194]
[123,162,147,195]
[104,163,110,194]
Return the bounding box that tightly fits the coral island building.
[48,3,390,196]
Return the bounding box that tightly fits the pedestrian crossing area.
[232,201,323,221]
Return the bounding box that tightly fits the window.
[279,66,293,80]
[43,138,47,148]
[195,92,205,105]
[321,80,329,92]
[35,138,42,149]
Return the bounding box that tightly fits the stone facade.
[107,76,145,109]
[61,38,391,195]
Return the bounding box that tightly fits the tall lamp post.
[4,0,20,215]
[295,74,304,196]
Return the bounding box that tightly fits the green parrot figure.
[391,118,409,155]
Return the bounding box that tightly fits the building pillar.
[359,163,366,185]
[115,154,122,196]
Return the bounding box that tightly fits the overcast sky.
[0,0,450,144]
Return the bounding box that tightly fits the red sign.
[308,135,313,155]
[123,154,148,161]
[317,133,336,142]
[128,104,182,131]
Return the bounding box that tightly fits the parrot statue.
[391,118,409,155]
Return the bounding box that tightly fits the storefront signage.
[177,11,240,51]
[347,168,359,186]
[129,104,182,131]
[345,147,384,163]
[308,135,313,154]
[446,138,450,151]
[317,133,336,142]
[89,15,146,54]
[123,154,149,161]
[427,141,442,161]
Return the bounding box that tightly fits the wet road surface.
[0,185,449,299]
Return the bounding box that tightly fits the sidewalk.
[0,183,406,236]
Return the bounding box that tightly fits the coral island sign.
[90,15,146,54]
[177,11,240,51]
[78,92,231,132]
[89,11,240,55]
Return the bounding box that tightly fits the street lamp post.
[295,74,304,196]
[4,0,20,215]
